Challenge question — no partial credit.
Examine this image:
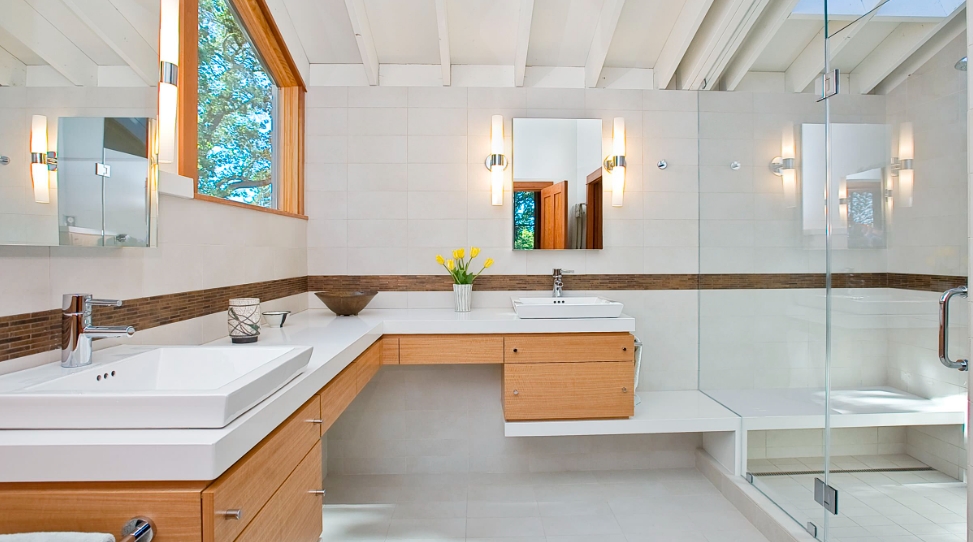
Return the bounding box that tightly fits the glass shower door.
[819,1,969,540]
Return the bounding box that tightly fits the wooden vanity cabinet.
[501,333,635,421]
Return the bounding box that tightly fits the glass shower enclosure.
[697,1,968,539]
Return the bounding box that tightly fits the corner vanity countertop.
[0,308,635,482]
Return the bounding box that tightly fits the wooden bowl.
[314,290,378,316]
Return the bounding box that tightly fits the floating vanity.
[0,308,636,542]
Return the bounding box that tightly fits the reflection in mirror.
[801,123,891,249]
[512,118,604,250]
[58,117,157,247]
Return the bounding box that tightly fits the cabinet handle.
[308,490,326,496]
[622,387,628,393]
[512,390,519,396]
[306,419,324,424]
[623,347,627,351]
[512,348,518,353]
[222,509,243,520]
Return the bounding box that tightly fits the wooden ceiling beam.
[674,0,770,90]
[722,0,799,91]
[784,8,876,93]
[434,0,450,85]
[654,0,714,90]
[343,0,378,85]
[0,45,26,86]
[62,0,157,86]
[0,0,97,86]
[583,0,625,88]
[872,7,966,95]
[513,0,534,87]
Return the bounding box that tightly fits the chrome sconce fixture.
[158,0,179,164]
[891,122,913,207]
[770,123,797,208]
[0,155,9,165]
[485,115,508,206]
[603,117,626,207]
[30,115,56,204]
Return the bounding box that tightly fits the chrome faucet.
[61,294,136,368]
[553,268,573,297]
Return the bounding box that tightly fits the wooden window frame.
[178,0,306,219]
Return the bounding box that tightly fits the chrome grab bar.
[120,517,155,542]
[938,286,968,371]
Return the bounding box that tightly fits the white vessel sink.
[512,297,624,319]
[0,345,312,429]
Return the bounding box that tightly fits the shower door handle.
[938,286,968,371]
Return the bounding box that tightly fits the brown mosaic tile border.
[0,276,307,364]
[0,272,965,364]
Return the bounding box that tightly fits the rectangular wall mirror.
[0,116,158,248]
[512,118,604,250]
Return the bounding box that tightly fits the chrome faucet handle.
[86,298,124,310]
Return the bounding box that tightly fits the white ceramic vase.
[453,284,472,312]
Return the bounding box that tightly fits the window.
[178,0,306,218]
[197,0,277,208]
[513,190,539,250]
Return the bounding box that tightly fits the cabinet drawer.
[235,441,323,542]
[503,362,634,421]
[356,342,381,391]
[202,396,320,542]
[504,333,633,363]
[398,335,503,365]
[318,364,357,435]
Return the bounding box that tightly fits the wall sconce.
[603,117,626,207]
[770,123,797,208]
[892,122,913,207]
[158,0,179,164]
[485,114,507,206]
[837,181,848,225]
[30,115,56,204]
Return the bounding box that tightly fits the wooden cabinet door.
[202,397,320,542]
[503,362,634,421]
[540,181,568,249]
[235,441,323,542]
[356,342,381,391]
[318,364,357,435]
[398,335,504,364]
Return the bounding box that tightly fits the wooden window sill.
[194,193,308,220]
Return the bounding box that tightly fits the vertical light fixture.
[158,0,179,164]
[603,117,626,207]
[771,123,797,208]
[485,115,507,206]
[30,115,54,204]
[838,179,848,225]
[895,122,914,207]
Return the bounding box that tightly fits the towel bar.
[119,517,155,542]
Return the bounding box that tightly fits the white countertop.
[0,308,635,482]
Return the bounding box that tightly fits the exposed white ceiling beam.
[62,0,157,86]
[513,0,534,87]
[873,7,966,95]
[852,4,965,94]
[722,0,800,91]
[0,0,97,86]
[434,0,450,86]
[107,0,157,49]
[674,0,770,90]
[583,0,625,88]
[654,0,714,90]
[784,9,877,93]
[343,0,379,86]
[0,45,26,86]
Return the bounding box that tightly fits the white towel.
[0,534,114,542]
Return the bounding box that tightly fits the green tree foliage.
[513,191,537,250]
[197,0,275,207]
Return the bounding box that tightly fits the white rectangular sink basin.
[0,345,312,429]
[512,297,624,319]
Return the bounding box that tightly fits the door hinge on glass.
[95,163,111,177]
[814,478,838,515]
[805,522,818,537]
[745,472,754,484]
[818,69,839,102]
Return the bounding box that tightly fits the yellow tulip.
[446,259,455,271]
[454,248,465,259]
[470,247,480,258]
[436,254,445,265]
[483,258,494,269]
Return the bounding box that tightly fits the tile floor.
[321,468,770,541]
[749,455,966,542]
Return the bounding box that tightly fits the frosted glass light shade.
[158,83,177,164]
[611,117,625,207]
